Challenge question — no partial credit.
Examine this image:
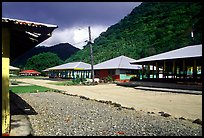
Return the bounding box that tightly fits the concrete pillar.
[2,28,11,134]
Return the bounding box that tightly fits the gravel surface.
[18,92,202,136]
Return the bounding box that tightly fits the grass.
[47,80,79,86]
[10,76,47,79]
[9,85,59,93]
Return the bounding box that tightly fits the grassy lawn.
[47,81,78,86]
[10,76,47,79]
[9,85,59,93]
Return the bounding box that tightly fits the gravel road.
[18,92,202,136]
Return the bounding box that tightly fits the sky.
[2,2,142,49]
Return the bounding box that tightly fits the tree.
[25,52,64,72]
[65,2,202,63]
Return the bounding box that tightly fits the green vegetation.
[10,76,46,79]
[9,85,56,93]
[25,52,64,73]
[48,78,87,86]
[66,2,202,64]
[48,81,78,86]
[11,43,79,68]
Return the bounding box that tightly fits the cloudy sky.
[2,2,142,49]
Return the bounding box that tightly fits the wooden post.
[147,63,150,78]
[72,70,74,78]
[193,59,197,81]
[2,27,11,134]
[183,59,186,79]
[156,62,159,78]
[163,61,166,78]
[172,60,176,79]
[152,64,154,78]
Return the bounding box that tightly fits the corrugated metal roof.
[131,44,202,64]
[19,70,41,74]
[48,62,91,70]
[2,17,57,28]
[9,66,20,70]
[2,17,58,61]
[94,55,141,70]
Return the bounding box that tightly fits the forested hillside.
[66,2,202,64]
[11,43,80,68]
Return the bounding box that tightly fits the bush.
[130,76,140,82]
[10,79,18,85]
[103,76,113,83]
[72,76,87,85]
[72,78,81,84]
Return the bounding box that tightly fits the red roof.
[19,70,41,74]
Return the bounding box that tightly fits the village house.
[94,55,142,82]
[9,65,20,76]
[47,62,91,79]
[130,44,202,83]
[19,69,41,76]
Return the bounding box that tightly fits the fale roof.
[94,55,141,70]
[2,17,58,61]
[19,70,41,74]
[9,66,20,70]
[48,62,91,70]
[131,44,202,64]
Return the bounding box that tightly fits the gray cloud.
[2,2,142,48]
[2,2,141,28]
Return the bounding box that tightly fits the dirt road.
[17,78,202,121]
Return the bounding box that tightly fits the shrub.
[130,76,140,81]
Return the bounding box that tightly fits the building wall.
[119,69,140,81]
[99,70,109,78]
[95,69,140,81]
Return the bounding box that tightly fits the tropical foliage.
[66,2,202,64]
[25,52,64,72]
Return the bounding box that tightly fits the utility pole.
[88,26,94,83]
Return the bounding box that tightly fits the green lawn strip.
[47,81,76,86]
[10,76,45,79]
[9,85,61,93]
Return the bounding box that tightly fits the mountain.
[65,2,202,64]
[11,43,80,67]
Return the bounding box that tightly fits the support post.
[156,62,159,79]
[163,61,166,78]
[152,64,154,78]
[172,60,176,79]
[147,63,150,79]
[183,59,186,79]
[193,59,197,81]
[2,27,11,135]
